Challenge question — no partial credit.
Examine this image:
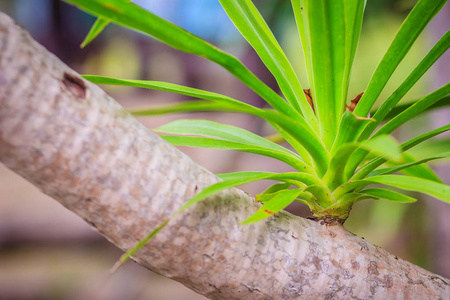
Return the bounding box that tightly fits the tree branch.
[0,12,448,299]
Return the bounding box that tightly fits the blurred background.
[0,0,449,299]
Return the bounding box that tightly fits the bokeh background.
[0,1,449,299]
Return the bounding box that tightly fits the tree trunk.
[0,12,449,300]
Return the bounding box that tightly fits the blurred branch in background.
[427,2,450,279]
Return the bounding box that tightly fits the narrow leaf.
[369,152,450,177]
[81,18,110,48]
[112,218,170,270]
[376,83,450,136]
[307,0,347,146]
[257,183,293,200]
[262,110,329,176]
[360,188,417,203]
[361,30,450,139]
[83,75,264,116]
[332,109,374,152]
[216,171,323,186]
[324,144,360,191]
[359,135,402,162]
[218,0,317,128]
[408,138,450,159]
[80,0,132,48]
[159,135,313,173]
[375,96,450,122]
[305,184,334,207]
[350,124,450,180]
[240,189,301,224]
[361,175,450,203]
[181,171,323,215]
[65,0,300,119]
[156,119,293,154]
[155,119,314,172]
[353,0,448,117]
[401,124,450,151]
[342,0,366,107]
[129,101,258,116]
[325,135,401,189]
[83,75,322,164]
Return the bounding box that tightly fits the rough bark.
[0,12,449,300]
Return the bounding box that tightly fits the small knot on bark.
[62,72,87,99]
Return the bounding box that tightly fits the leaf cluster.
[63,0,450,265]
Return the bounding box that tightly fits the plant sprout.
[63,0,450,266]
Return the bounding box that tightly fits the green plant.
[63,0,450,265]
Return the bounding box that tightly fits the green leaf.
[323,144,358,190]
[240,189,301,224]
[181,171,322,215]
[83,75,325,166]
[129,101,258,116]
[155,119,316,172]
[65,0,300,119]
[216,171,323,186]
[292,0,313,88]
[257,183,293,200]
[80,0,132,48]
[257,188,314,204]
[156,119,292,154]
[361,175,450,204]
[401,124,450,151]
[114,170,314,268]
[376,83,450,136]
[113,218,170,270]
[408,138,450,159]
[160,135,312,173]
[344,94,450,178]
[83,75,264,116]
[369,152,450,182]
[359,135,402,162]
[305,184,334,207]
[342,0,366,106]
[331,109,374,153]
[325,135,401,189]
[334,174,450,203]
[262,110,329,176]
[376,96,450,122]
[353,0,448,117]
[218,0,317,128]
[360,188,417,203]
[361,30,450,139]
[302,1,348,146]
[350,124,450,180]
[293,1,366,147]
[80,18,110,48]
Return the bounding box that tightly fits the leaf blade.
[240,189,301,224]
[80,18,110,48]
[369,152,450,179]
[376,83,450,136]
[218,0,317,127]
[65,0,300,119]
[360,188,417,203]
[160,135,313,173]
[353,0,448,117]
[361,30,450,139]
[362,175,450,203]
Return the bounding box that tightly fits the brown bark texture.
[0,12,449,300]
